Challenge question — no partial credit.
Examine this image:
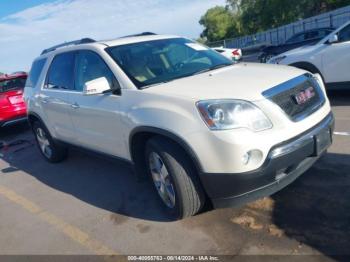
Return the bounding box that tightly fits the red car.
[0,72,28,127]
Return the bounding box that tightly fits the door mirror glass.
[328,34,339,44]
[83,77,111,95]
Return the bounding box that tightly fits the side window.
[286,34,303,44]
[338,25,350,42]
[75,50,116,92]
[46,52,75,90]
[27,58,47,88]
[320,30,332,38]
[305,31,319,40]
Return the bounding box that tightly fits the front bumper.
[200,112,334,208]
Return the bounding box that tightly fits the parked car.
[212,47,242,61]
[260,27,334,63]
[268,21,350,90]
[24,34,333,219]
[241,39,270,62]
[0,72,28,127]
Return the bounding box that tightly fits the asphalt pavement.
[0,91,349,258]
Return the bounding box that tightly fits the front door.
[68,50,126,157]
[322,24,350,85]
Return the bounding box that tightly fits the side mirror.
[83,77,111,95]
[328,34,339,44]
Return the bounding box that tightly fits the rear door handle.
[71,102,80,109]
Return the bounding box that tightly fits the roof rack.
[41,38,96,55]
[120,32,157,38]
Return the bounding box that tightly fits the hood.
[144,63,306,101]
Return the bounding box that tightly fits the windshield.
[107,38,233,88]
[0,76,27,93]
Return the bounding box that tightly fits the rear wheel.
[32,121,68,163]
[145,136,205,219]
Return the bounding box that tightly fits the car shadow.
[327,89,350,107]
[0,131,173,222]
[0,122,30,139]
[1,126,350,256]
[271,152,350,256]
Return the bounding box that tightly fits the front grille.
[263,74,325,121]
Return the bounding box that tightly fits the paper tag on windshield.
[185,43,208,51]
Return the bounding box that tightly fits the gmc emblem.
[294,87,315,105]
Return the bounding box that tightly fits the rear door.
[68,50,125,157]
[322,24,350,85]
[40,52,76,141]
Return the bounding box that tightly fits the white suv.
[24,33,334,219]
[268,21,350,90]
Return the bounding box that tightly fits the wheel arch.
[129,127,203,176]
[28,112,45,126]
[289,62,322,76]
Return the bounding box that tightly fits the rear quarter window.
[27,58,47,88]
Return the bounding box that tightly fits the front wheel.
[145,137,205,219]
[32,121,68,163]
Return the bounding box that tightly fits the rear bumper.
[200,112,334,208]
[0,106,27,127]
[0,116,27,127]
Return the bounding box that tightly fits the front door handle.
[71,102,80,109]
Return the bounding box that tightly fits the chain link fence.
[208,5,350,48]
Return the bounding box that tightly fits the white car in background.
[213,47,242,61]
[268,21,350,90]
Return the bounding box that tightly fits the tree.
[200,0,350,42]
[199,6,239,42]
[231,0,350,34]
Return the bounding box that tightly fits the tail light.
[232,49,240,56]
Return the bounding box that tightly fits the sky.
[0,0,226,73]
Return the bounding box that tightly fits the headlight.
[196,99,273,131]
[268,55,286,64]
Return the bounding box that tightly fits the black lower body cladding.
[200,113,335,208]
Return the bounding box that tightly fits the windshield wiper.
[142,80,175,89]
[191,63,233,76]
[141,63,233,89]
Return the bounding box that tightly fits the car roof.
[100,34,181,47]
[0,72,27,81]
[39,33,182,57]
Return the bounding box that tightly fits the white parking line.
[334,132,350,136]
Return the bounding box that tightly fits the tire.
[145,136,205,219]
[32,121,68,163]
